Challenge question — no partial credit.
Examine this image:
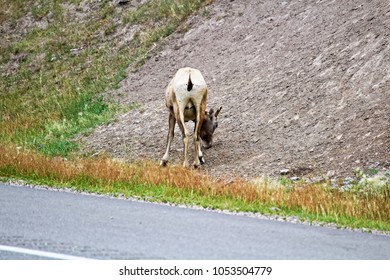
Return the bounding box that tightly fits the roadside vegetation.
[1,144,389,232]
[1,0,389,233]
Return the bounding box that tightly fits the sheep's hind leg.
[177,110,190,168]
[160,113,175,166]
[193,94,207,168]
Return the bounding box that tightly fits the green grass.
[1,0,211,156]
[122,0,210,25]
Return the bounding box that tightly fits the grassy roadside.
[1,0,389,233]
[1,0,210,156]
[1,144,389,233]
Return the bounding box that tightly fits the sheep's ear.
[215,106,222,117]
[209,108,214,115]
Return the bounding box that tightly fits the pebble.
[280,168,290,175]
[326,170,335,178]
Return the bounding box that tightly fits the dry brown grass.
[0,144,389,228]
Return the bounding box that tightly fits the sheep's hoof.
[160,160,168,167]
[199,156,205,165]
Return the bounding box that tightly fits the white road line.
[0,245,94,260]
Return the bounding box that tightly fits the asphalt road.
[0,183,389,259]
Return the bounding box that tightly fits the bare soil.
[82,0,390,179]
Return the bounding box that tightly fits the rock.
[70,48,81,56]
[280,168,290,175]
[326,170,335,178]
[117,0,130,6]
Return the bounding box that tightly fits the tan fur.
[161,67,208,168]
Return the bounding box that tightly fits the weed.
[277,176,293,187]
[0,0,30,24]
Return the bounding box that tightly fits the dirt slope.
[83,0,390,179]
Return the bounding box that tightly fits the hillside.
[82,0,390,179]
[1,0,389,181]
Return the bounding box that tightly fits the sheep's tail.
[187,72,193,91]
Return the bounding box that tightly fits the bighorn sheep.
[160,67,222,168]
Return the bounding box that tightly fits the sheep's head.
[200,106,222,149]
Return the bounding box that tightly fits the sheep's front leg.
[177,123,190,168]
[160,113,175,166]
[198,144,205,165]
[174,98,191,168]
[193,133,201,168]
[174,110,189,168]
[193,113,203,168]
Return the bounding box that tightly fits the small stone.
[117,0,130,5]
[326,170,335,178]
[290,176,300,181]
[70,48,81,56]
[280,168,290,175]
